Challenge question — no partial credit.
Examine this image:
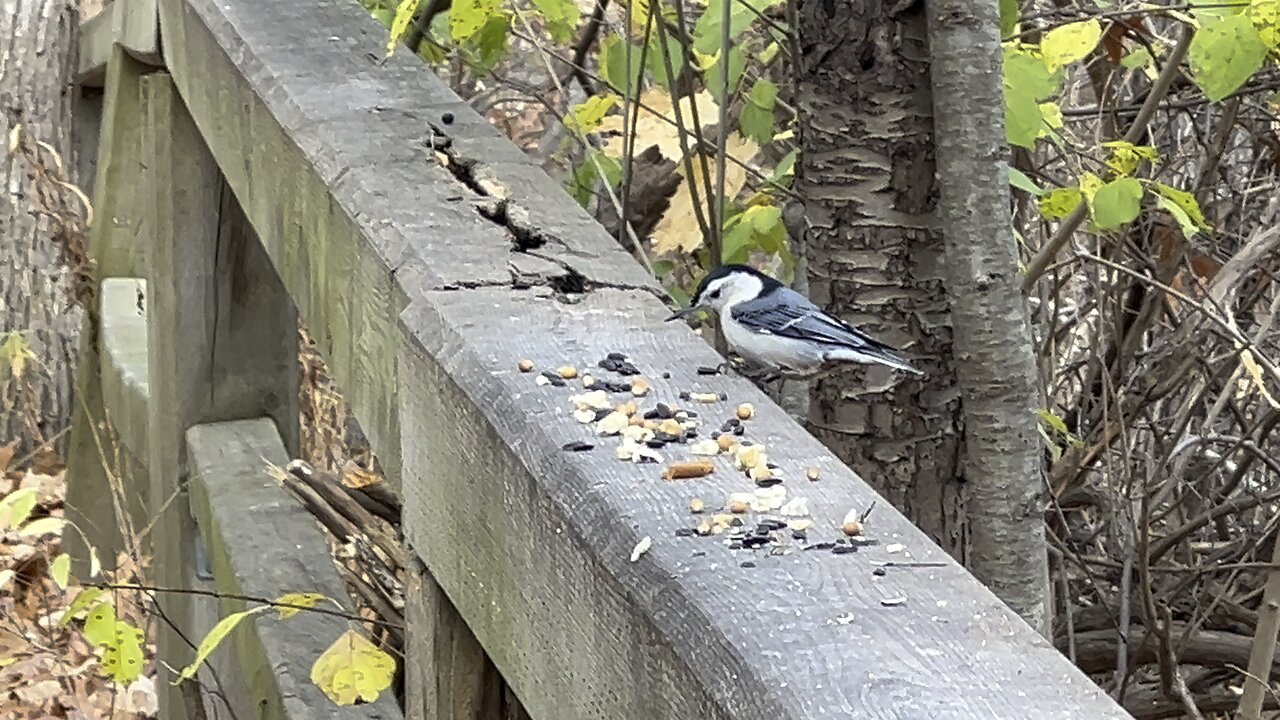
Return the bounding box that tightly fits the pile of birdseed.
[519,352,881,561]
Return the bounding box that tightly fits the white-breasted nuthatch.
[667,264,922,379]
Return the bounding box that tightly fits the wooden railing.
[66,0,1135,717]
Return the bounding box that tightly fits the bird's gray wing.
[731,290,916,369]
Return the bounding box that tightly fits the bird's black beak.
[666,307,697,322]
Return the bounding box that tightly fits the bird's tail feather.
[826,348,923,376]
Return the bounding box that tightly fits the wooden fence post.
[141,72,299,719]
[64,46,153,572]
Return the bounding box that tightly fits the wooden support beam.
[78,0,161,87]
[113,0,160,65]
[64,46,153,571]
[140,72,299,719]
[76,3,115,87]
[148,0,1133,716]
[185,418,397,720]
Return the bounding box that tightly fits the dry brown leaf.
[651,133,759,255]
[597,88,720,162]
[0,440,17,473]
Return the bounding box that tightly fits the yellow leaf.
[1249,0,1280,49]
[18,517,65,537]
[1040,19,1102,71]
[1036,101,1063,138]
[274,592,328,620]
[84,602,118,646]
[1240,348,1280,409]
[596,88,720,162]
[177,608,269,682]
[311,629,397,706]
[651,134,759,255]
[0,488,38,531]
[100,621,146,684]
[0,569,12,591]
[50,554,70,590]
[565,94,620,135]
[1103,140,1160,176]
[386,0,422,56]
[0,332,36,380]
[1079,171,1103,201]
[61,588,107,626]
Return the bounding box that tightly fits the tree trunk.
[924,0,1047,631]
[0,0,80,453]
[791,0,965,553]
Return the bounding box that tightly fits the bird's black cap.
[690,264,783,304]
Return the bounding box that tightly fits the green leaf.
[1004,46,1060,99]
[1155,194,1200,239]
[646,33,686,89]
[1089,177,1144,229]
[770,149,797,185]
[692,0,781,54]
[18,517,64,537]
[451,0,501,42]
[179,608,269,682]
[1121,47,1153,70]
[461,14,509,74]
[999,0,1019,38]
[1036,101,1063,140]
[0,487,37,531]
[565,94,620,134]
[83,602,118,646]
[50,553,70,590]
[742,204,780,234]
[705,46,747,104]
[600,35,644,93]
[100,622,145,684]
[739,79,778,144]
[60,588,106,627]
[1040,19,1102,71]
[1005,92,1042,149]
[1003,47,1059,148]
[1189,13,1268,102]
[529,0,579,43]
[722,215,755,264]
[1152,182,1210,231]
[386,0,422,55]
[564,150,621,207]
[1036,408,1069,436]
[1008,166,1043,195]
[1037,187,1083,220]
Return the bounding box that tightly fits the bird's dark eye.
[708,289,722,300]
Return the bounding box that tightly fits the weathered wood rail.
[66,0,1136,717]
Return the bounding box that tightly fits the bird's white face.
[694,272,764,313]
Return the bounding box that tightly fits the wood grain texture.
[76,2,114,85]
[404,553,508,720]
[96,277,149,524]
[65,46,148,570]
[155,0,660,485]
[98,278,148,459]
[398,287,1131,719]
[112,0,159,63]
[186,418,397,720]
[141,72,299,718]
